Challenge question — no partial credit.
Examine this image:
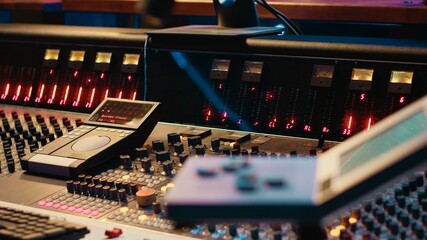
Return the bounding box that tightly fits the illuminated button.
[138,215,148,222]
[119,207,129,214]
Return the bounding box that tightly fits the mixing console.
[0,24,425,239]
[0,104,332,239]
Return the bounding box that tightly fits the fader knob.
[66,180,74,193]
[95,184,104,197]
[162,160,174,175]
[173,142,184,154]
[188,136,201,148]
[75,119,83,127]
[110,187,118,200]
[11,111,18,120]
[136,188,156,207]
[210,137,220,152]
[23,113,31,122]
[231,148,240,157]
[120,155,132,170]
[88,183,96,197]
[155,151,170,162]
[103,186,111,199]
[130,182,138,195]
[241,149,248,156]
[39,136,47,146]
[152,140,165,152]
[289,149,297,156]
[195,145,205,156]
[167,133,181,145]
[135,147,149,158]
[118,189,127,202]
[62,117,70,126]
[251,146,259,153]
[73,181,81,194]
[222,148,230,156]
[49,116,56,124]
[179,153,188,164]
[140,157,152,172]
[80,182,88,195]
[152,201,162,214]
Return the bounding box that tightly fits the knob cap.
[152,140,165,152]
[155,151,170,162]
[167,133,181,145]
[136,188,156,207]
[188,136,201,148]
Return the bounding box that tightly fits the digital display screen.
[88,99,155,129]
[340,111,427,175]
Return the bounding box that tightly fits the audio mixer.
[0,23,426,239]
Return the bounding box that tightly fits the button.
[105,228,123,238]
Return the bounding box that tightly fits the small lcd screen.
[88,100,154,129]
[340,111,427,175]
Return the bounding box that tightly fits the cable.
[255,0,303,35]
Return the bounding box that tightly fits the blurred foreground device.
[21,98,161,178]
[167,94,427,224]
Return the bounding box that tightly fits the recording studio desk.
[61,0,427,24]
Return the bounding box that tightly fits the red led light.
[342,129,351,136]
[367,117,373,131]
[251,86,256,92]
[265,92,274,101]
[49,69,54,75]
[218,83,223,90]
[1,83,10,99]
[24,87,32,102]
[347,115,353,129]
[12,85,21,101]
[35,84,45,103]
[222,112,227,118]
[90,88,96,104]
[253,121,259,126]
[322,127,330,133]
[268,117,277,128]
[60,85,70,105]
[342,115,353,136]
[399,96,405,104]
[104,89,109,99]
[304,125,311,132]
[237,119,241,125]
[73,70,79,78]
[100,72,105,79]
[360,93,366,101]
[286,118,295,130]
[127,75,132,82]
[77,87,82,102]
